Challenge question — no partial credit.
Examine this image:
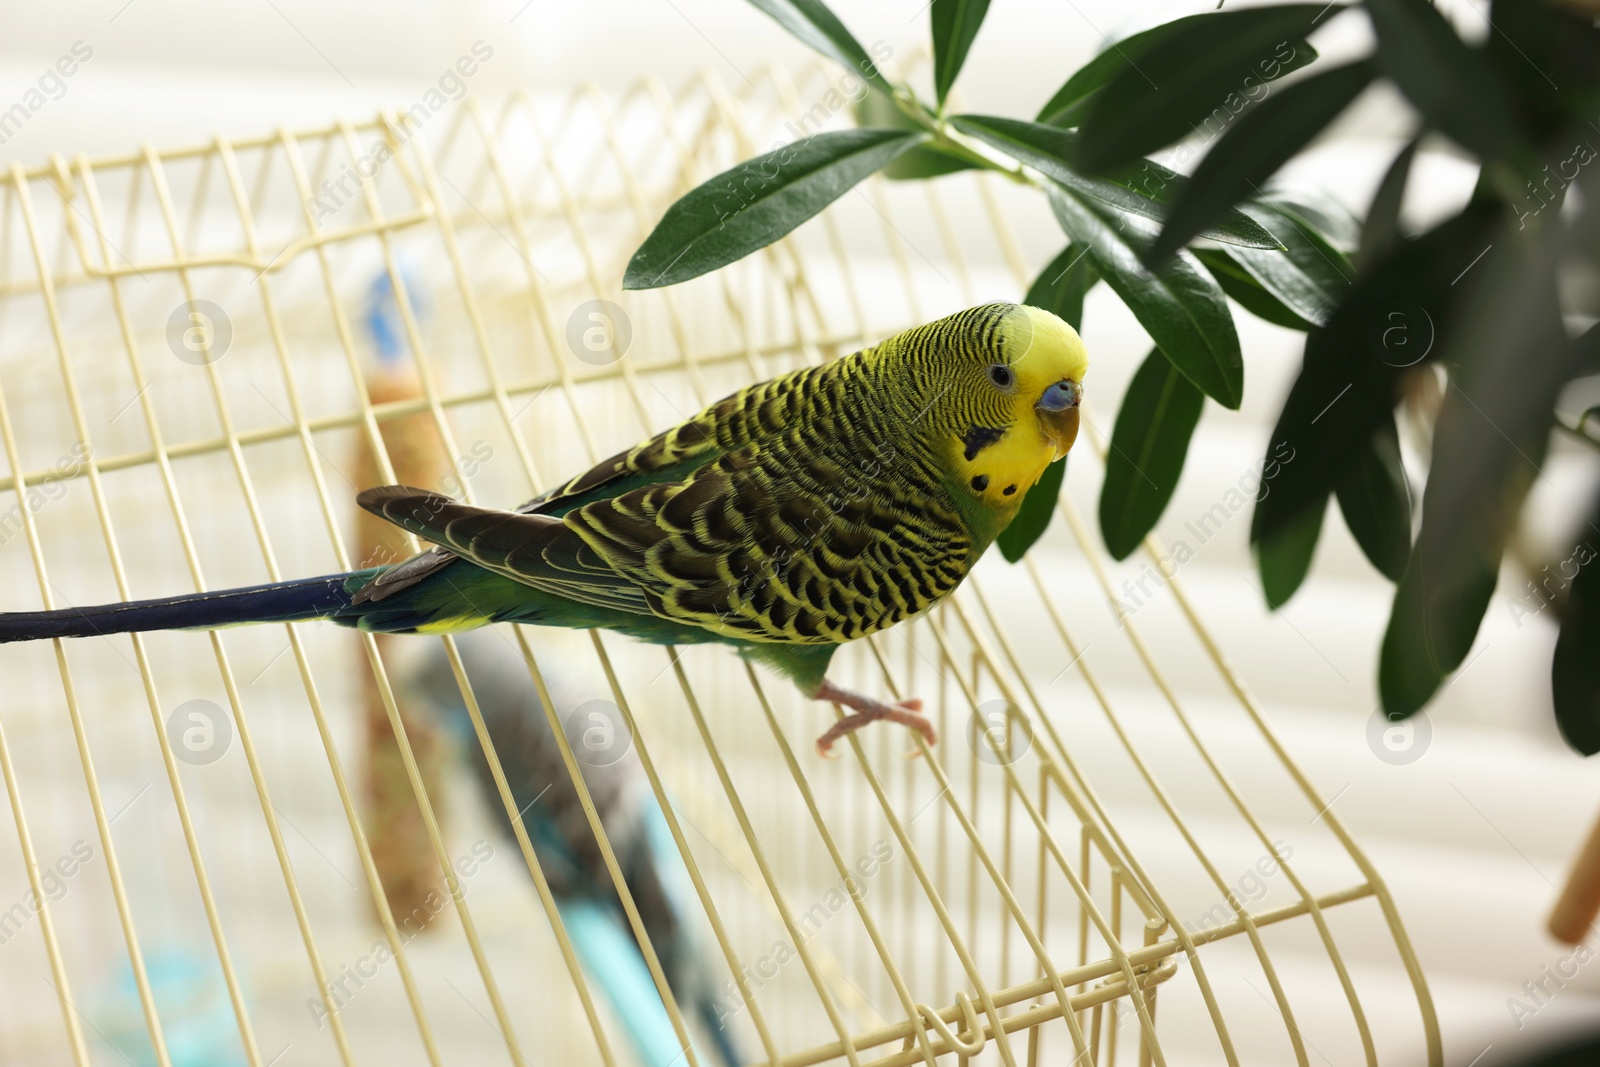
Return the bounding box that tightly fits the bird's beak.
[1035,380,1081,460]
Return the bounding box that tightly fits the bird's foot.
[813,678,937,758]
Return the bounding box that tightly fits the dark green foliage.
[1049,189,1243,410]
[1023,243,1097,332]
[931,0,989,108]
[1335,414,1412,582]
[951,116,1281,248]
[1554,495,1600,755]
[624,130,923,289]
[1146,60,1377,264]
[1099,349,1205,560]
[1075,5,1334,174]
[1256,497,1326,609]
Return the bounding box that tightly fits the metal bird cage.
[0,60,1440,1067]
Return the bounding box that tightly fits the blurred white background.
[2,1,1598,1064]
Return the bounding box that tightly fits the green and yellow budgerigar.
[0,303,1086,754]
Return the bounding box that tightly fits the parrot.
[0,303,1086,755]
[96,948,249,1067]
[405,631,743,1067]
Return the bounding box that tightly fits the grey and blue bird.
[404,632,743,1067]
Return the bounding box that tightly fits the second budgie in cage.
[95,949,247,1067]
[405,631,743,1067]
[0,303,1086,754]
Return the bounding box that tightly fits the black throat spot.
[962,425,1004,462]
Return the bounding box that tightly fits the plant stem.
[1556,412,1600,449]
[938,131,1032,183]
[888,86,1033,186]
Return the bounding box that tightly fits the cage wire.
[0,57,1441,1067]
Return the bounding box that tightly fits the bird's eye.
[987,364,1014,390]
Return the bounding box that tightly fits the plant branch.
[1556,410,1600,449]
[887,86,1032,185]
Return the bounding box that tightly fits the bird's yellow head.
[884,303,1087,513]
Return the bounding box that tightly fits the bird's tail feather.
[562,899,698,1067]
[0,574,355,644]
[698,995,742,1067]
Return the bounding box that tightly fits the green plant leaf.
[1036,14,1321,130]
[1147,59,1377,265]
[951,115,1281,248]
[1075,4,1338,175]
[1269,191,1361,252]
[1553,496,1600,754]
[1249,201,1499,545]
[1195,248,1316,330]
[1378,539,1501,719]
[1356,136,1420,272]
[1256,495,1326,609]
[1380,327,1564,716]
[1099,348,1205,559]
[1335,413,1412,581]
[932,0,989,108]
[1023,243,1097,331]
[1035,22,1183,128]
[1050,187,1244,409]
[1486,0,1600,138]
[746,0,892,92]
[1364,0,1522,162]
[997,455,1067,562]
[1218,201,1354,328]
[855,92,982,180]
[624,129,923,290]
[883,143,985,180]
[1378,200,1600,720]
